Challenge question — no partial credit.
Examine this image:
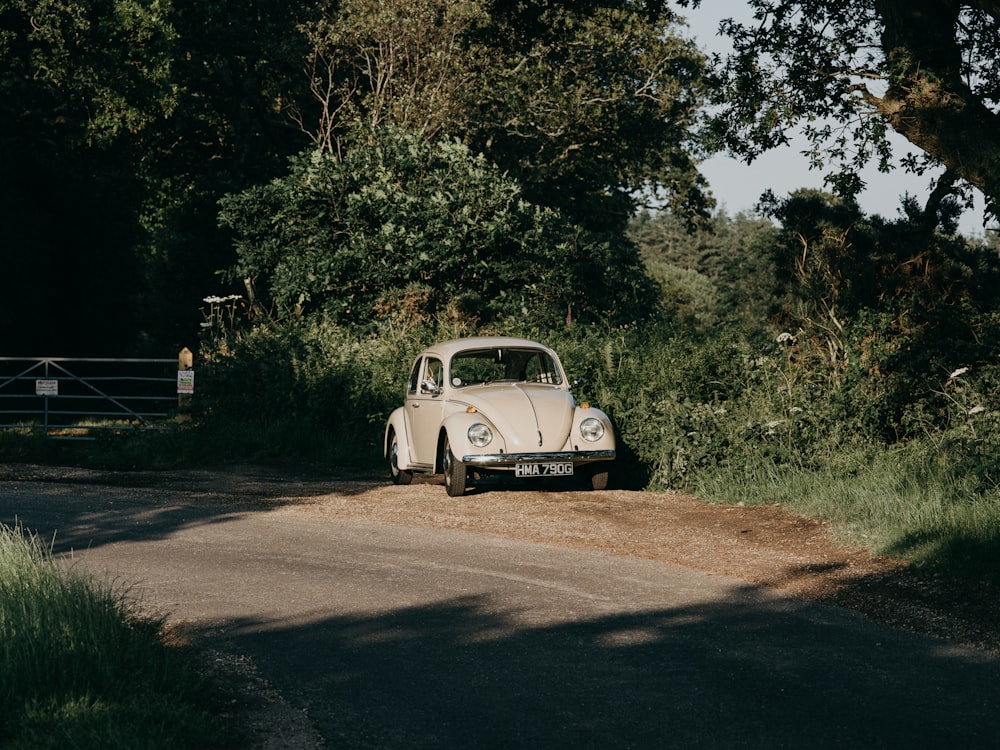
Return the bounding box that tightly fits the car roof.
[420,337,556,359]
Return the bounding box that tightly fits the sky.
[681,3,991,237]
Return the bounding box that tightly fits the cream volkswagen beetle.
[384,337,616,496]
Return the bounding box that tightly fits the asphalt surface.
[2,472,999,749]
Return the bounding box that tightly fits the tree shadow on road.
[187,589,1000,750]
[0,464,377,553]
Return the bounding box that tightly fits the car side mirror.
[572,376,585,389]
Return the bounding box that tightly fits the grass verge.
[0,522,232,749]
[693,446,1000,587]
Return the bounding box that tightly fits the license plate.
[515,462,574,478]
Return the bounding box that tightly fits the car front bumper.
[461,450,615,467]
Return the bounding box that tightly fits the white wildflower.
[789,406,803,414]
[969,406,987,416]
[765,420,783,429]
[776,332,795,344]
[203,295,224,304]
[949,367,969,379]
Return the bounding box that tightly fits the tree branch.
[875,0,1000,213]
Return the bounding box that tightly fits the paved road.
[3,475,1000,749]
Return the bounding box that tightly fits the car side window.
[522,352,540,381]
[421,358,443,394]
[522,351,562,384]
[407,358,422,394]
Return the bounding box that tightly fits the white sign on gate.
[35,379,59,396]
[177,370,195,394]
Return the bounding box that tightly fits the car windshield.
[450,347,563,387]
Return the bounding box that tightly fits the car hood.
[454,384,575,452]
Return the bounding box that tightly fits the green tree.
[294,0,482,151]
[0,0,316,353]
[685,0,1000,224]
[629,209,778,329]
[467,0,710,232]
[219,126,660,328]
[761,189,1000,438]
[296,0,711,232]
[131,0,315,349]
[0,0,179,354]
[0,0,178,147]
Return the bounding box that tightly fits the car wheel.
[442,434,467,497]
[589,466,609,491]
[388,430,413,486]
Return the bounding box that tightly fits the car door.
[405,356,445,467]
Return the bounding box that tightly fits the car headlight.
[468,422,493,448]
[580,417,605,443]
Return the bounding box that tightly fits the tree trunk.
[874,0,1000,214]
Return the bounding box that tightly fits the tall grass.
[191,318,431,468]
[0,523,229,749]
[693,447,1000,583]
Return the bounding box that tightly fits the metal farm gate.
[0,350,192,436]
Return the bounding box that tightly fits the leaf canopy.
[685,0,1000,222]
[219,126,660,328]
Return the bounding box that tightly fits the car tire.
[388,430,413,486]
[589,466,609,491]
[442,434,467,497]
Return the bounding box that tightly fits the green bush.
[763,190,1000,443]
[193,312,1000,492]
[219,125,659,329]
[195,318,435,465]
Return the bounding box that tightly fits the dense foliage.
[205,190,1000,472]
[762,191,1000,437]
[1,0,181,353]
[219,127,659,327]
[0,0,706,354]
[298,0,710,232]
[629,209,779,328]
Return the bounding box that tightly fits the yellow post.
[177,347,194,412]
